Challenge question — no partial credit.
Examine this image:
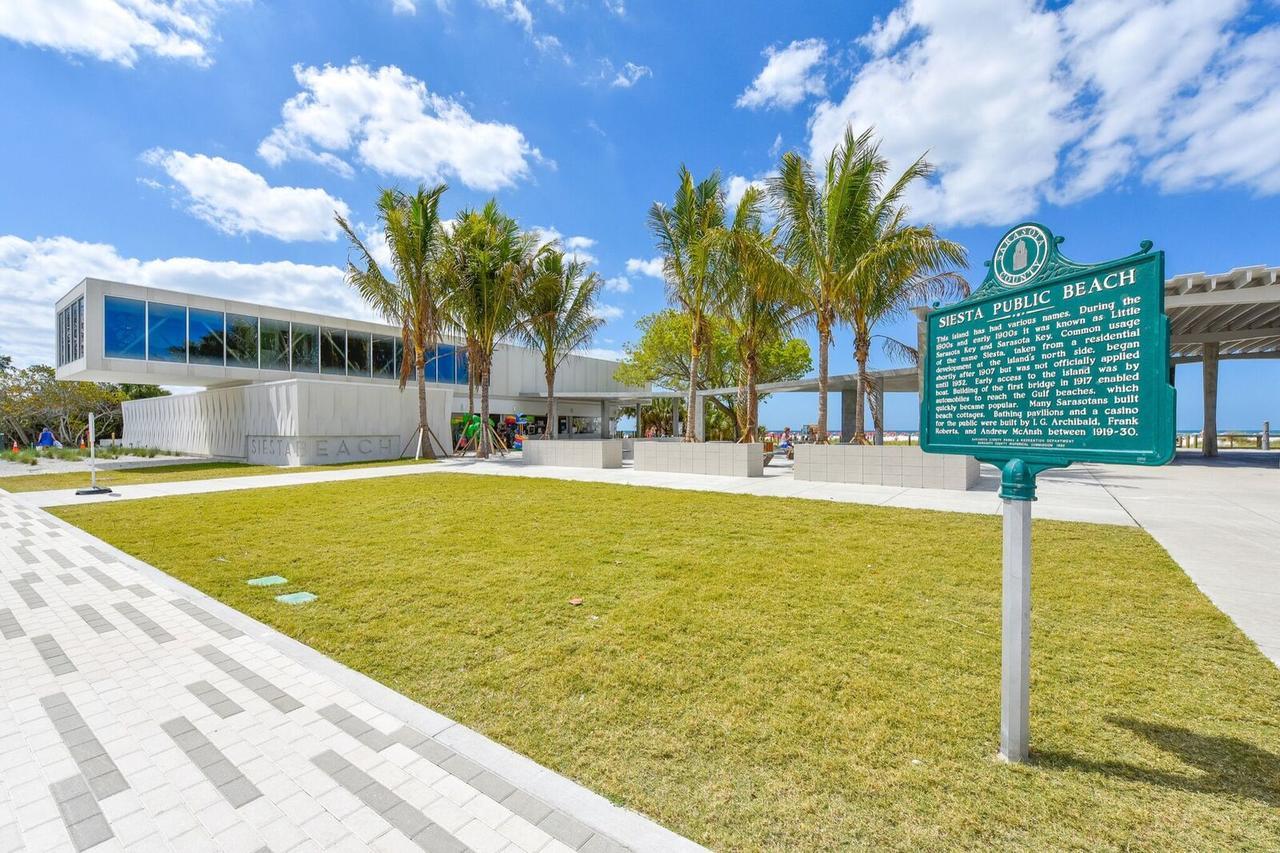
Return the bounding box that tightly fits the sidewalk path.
[0,491,705,852]
[15,455,1136,526]
[1086,456,1280,666]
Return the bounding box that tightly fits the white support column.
[1203,342,1219,458]
[599,401,611,439]
[693,393,706,441]
[1000,498,1032,763]
[840,390,856,443]
[671,403,681,438]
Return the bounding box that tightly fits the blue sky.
[1,0,1277,430]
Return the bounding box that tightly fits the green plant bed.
[52,474,1280,851]
[0,457,434,493]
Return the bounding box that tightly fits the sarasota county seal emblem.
[992,224,1050,288]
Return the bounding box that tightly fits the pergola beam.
[1165,283,1280,308]
[1171,327,1280,345]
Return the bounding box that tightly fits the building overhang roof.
[1165,265,1280,362]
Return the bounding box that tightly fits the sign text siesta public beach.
[922,223,1175,468]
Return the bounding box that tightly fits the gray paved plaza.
[0,492,703,852]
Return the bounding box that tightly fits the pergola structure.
[1165,265,1280,455]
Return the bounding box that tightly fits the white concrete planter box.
[633,441,764,477]
[521,438,623,469]
[794,444,979,490]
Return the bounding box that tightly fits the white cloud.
[528,226,598,265]
[603,275,631,293]
[0,0,238,67]
[625,257,663,279]
[0,234,363,367]
[769,133,783,158]
[391,0,417,13]
[602,0,625,17]
[259,62,541,192]
[737,38,827,110]
[142,150,349,242]
[477,0,533,32]
[724,174,772,210]
[610,61,652,88]
[578,346,623,360]
[810,0,1280,226]
[592,303,624,321]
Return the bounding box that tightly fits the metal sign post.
[921,223,1175,763]
[75,412,112,496]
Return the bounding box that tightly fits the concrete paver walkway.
[0,491,704,853]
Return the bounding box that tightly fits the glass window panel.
[188,308,225,366]
[226,314,258,368]
[260,318,290,370]
[104,296,146,360]
[422,345,438,383]
[347,332,370,376]
[291,324,318,372]
[321,327,347,375]
[57,307,66,366]
[74,298,83,361]
[372,334,396,379]
[436,344,456,384]
[456,347,469,385]
[147,302,187,362]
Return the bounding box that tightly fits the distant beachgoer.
[36,427,56,447]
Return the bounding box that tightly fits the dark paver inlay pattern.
[171,598,243,638]
[50,773,114,851]
[41,691,129,800]
[194,645,301,712]
[32,633,76,675]
[161,716,262,807]
[313,749,468,852]
[111,601,175,644]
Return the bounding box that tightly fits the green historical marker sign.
[920,222,1176,764]
[921,222,1175,496]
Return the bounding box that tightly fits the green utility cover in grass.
[275,591,316,605]
[247,575,287,586]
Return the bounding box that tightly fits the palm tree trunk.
[415,351,431,458]
[686,334,700,442]
[854,330,871,444]
[467,343,476,415]
[479,362,492,458]
[870,379,884,443]
[816,320,831,441]
[545,367,557,440]
[743,355,759,442]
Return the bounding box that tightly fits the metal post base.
[999,497,1032,763]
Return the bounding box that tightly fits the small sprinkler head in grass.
[568,597,583,606]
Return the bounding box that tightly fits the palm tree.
[514,249,605,440]
[648,166,726,441]
[847,209,967,442]
[716,185,805,441]
[336,184,449,458]
[768,127,885,441]
[443,200,539,457]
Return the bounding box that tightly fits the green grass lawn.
[53,474,1280,851]
[0,457,433,493]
